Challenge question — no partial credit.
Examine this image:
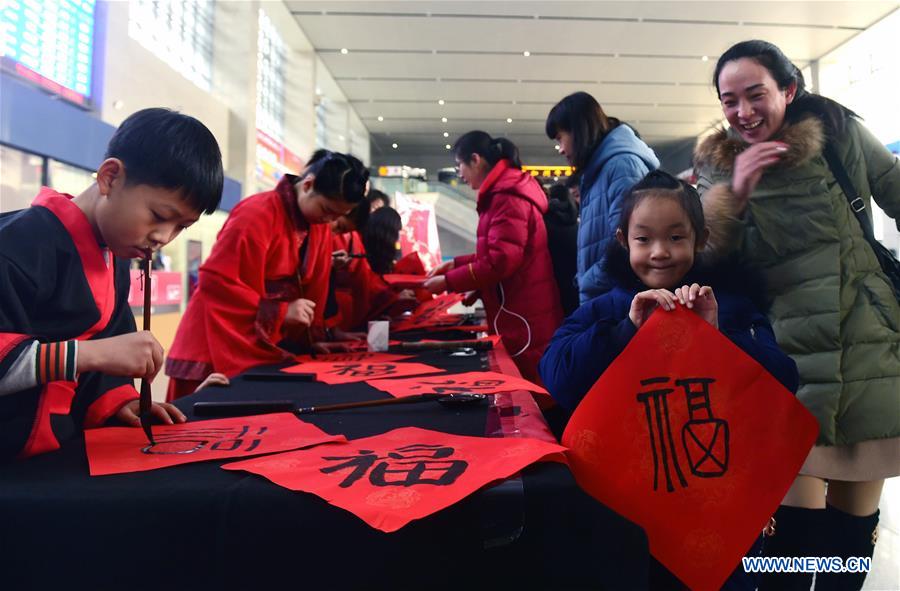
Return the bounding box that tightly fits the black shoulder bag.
[822,143,900,301]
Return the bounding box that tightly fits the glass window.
[0,145,43,213]
[48,159,94,196]
[128,0,214,91]
[256,9,285,141]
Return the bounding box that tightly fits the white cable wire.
[493,282,532,358]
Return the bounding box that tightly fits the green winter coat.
[694,115,900,446]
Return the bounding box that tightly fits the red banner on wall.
[563,307,818,591]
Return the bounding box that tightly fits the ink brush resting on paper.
[139,250,155,444]
[192,393,488,417]
[393,340,494,353]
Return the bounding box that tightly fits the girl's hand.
[116,400,187,426]
[195,372,230,391]
[332,249,350,270]
[674,284,719,329]
[423,275,448,294]
[284,298,315,327]
[629,289,677,329]
[731,141,789,207]
[427,260,454,278]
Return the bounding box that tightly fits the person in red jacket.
[165,151,369,399]
[424,131,563,383]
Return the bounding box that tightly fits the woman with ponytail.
[695,40,899,591]
[166,150,370,398]
[424,131,563,383]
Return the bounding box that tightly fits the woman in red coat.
[424,131,563,383]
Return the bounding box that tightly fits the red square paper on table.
[294,352,412,364]
[367,371,549,398]
[382,274,427,288]
[85,414,345,476]
[223,427,566,532]
[282,361,444,384]
[562,307,817,591]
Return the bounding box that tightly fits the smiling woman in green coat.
[695,40,899,591]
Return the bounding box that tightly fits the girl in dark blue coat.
[538,170,799,590]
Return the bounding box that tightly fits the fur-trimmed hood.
[694,116,825,173]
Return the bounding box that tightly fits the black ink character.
[331,363,398,378]
[676,378,729,478]
[636,377,688,492]
[141,426,267,455]
[321,444,468,487]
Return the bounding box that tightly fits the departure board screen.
[1,0,95,106]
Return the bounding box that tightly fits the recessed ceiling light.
[112,100,124,110]
[523,51,530,57]
[506,118,513,123]
[377,116,384,121]
[438,99,445,105]
[443,132,449,137]
[340,48,348,55]
[392,143,398,149]
[555,144,560,150]
[445,144,451,149]
[701,55,709,62]
[441,117,448,123]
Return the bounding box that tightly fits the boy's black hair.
[304,150,370,204]
[617,170,705,243]
[363,206,402,275]
[453,131,522,169]
[713,40,857,137]
[105,108,224,214]
[544,91,621,170]
[367,188,390,210]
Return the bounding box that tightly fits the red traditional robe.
[331,231,398,330]
[165,175,332,400]
[0,189,140,460]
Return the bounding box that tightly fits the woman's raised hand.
[731,141,789,207]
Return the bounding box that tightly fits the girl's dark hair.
[713,40,857,137]
[617,170,705,244]
[345,201,370,232]
[304,150,370,204]
[367,188,390,210]
[452,131,522,169]
[106,108,224,214]
[545,91,621,169]
[362,206,402,275]
[547,183,569,202]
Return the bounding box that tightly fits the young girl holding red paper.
[539,170,799,590]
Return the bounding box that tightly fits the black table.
[0,345,649,590]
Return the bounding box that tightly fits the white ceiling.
[287,1,899,167]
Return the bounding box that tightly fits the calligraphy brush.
[139,250,155,445]
[192,393,489,418]
[295,268,317,359]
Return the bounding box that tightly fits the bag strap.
[821,142,877,242]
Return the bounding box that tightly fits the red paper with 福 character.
[222,427,566,532]
[562,307,818,591]
[367,371,548,398]
[282,360,444,384]
[86,414,345,476]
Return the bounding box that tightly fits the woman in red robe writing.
[165,150,369,399]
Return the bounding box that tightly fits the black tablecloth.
[0,348,649,590]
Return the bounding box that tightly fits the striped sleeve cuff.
[34,340,78,384]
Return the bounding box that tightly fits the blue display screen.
[1,0,95,102]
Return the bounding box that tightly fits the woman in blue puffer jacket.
[546,91,660,304]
